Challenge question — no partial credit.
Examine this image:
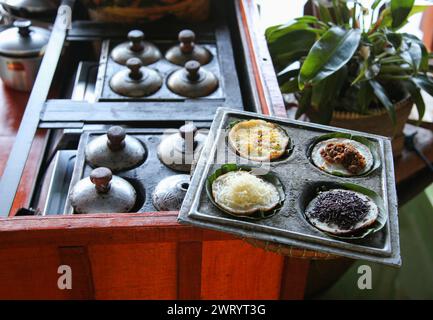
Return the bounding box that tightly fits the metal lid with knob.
[0,19,50,57]
[69,167,137,214]
[109,57,163,97]
[110,30,161,66]
[167,60,218,98]
[85,126,146,172]
[152,174,190,211]
[157,123,207,172]
[165,29,212,66]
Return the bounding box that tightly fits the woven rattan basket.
[83,0,210,23]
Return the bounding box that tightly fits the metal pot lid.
[111,30,161,66]
[70,167,137,214]
[165,29,212,66]
[0,0,58,12]
[167,60,218,98]
[85,126,146,172]
[157,123,207,173]
[109,57,163,97]
[152,174,190,211]
[0,20,50,57]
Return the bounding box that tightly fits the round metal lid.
[0,0,58,12]
[109,57,163,97]
[111,30,161,66]
[167,60,218,98]
[165,29,212,66]
[157,123,207,172]
[69,167,137,214]
[0,20,50,57]
[152,174,190,211]
[85,126,146,172]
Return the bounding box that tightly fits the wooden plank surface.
[88,242,177,299]
[201,240,284,299]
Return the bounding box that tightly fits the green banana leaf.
[299,26,361,89]
[391,0,415,29]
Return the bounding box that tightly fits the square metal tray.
[179,108,401,266]
[64,126,209,214]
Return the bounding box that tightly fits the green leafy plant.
[266,0,433,125]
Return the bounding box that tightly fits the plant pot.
[83,0,210,23]
[307,97,413,156]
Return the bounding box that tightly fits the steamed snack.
[305,189,378,235]
[228,119,289,161]
[311,138,373,176]
[211,170,280,215]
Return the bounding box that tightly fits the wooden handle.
[107,126,126,151]
[179,29,195,54]
[128,30,144,52]
[126,58,143,80]
[90,167,112,193]
[185,60,201,81]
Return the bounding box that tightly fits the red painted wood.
[421,7,433,51]
[177,242,203,299]
[88,242,178,299]
[58,246,95,299]
[201,240,284,299]
[279,257,310,300]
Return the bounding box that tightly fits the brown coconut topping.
[320,142,366,174]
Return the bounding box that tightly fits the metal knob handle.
[14,20,31,37]
[126,57,143,80]
[179,29,195,54]
[185,60,201,81]
[179,123,197,140]
[179,123,197,152]
[90,167,112,193]
[107,126,126,151]
[128,30,144,52]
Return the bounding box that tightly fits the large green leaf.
[357,81,374,114]
[268,29,317,58]
[299,26,361,89]
[391,0,415,29]
[413,75,433,97]
[400,39,422,71]
[369,80,396,125]
[406,81,425,123]
[266,16,327,43]
[311,66,347,124]
[295,87,312,119]
[403,33,429,72]
[280,78,299,94]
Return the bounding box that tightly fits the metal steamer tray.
[179,108,401,266]
[64,125,209,214]
[98,41,225,101]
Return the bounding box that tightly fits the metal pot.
[157,123,207,172]
[0,19,50,91]
[152,174,190,211]
[111,29,161,66]
[85,125,147,172]
[165,29,212,66]
[167,60,218,98]
[109,57,163,97]
[69,167,137,214]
